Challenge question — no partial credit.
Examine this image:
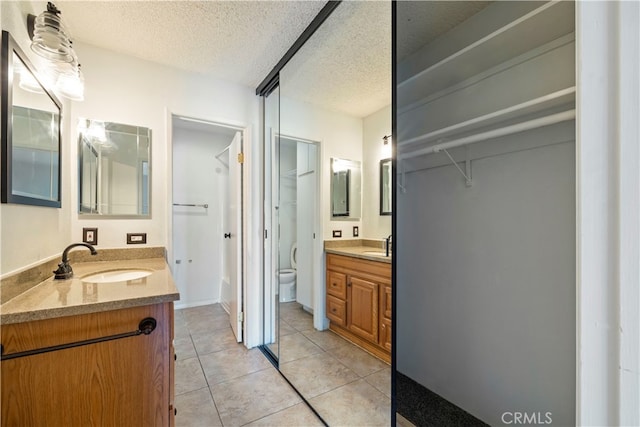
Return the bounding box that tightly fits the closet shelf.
[398,86,576,155]
[398,0,574,107]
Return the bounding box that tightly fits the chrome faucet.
[53,243,98,280]
[385,234,393,257]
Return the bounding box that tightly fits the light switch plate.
[126,233,147,244]
[332,230,342,238]
[83,227,98,245]
[353,226,359,237]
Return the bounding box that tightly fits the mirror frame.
[77,118,152,218]
[1,30,62,208]
[380,158,392,216]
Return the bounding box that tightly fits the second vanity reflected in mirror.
[78,119,151,217]
[330,157,362,220]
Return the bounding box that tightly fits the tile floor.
[174,303,392,427]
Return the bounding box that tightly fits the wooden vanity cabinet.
[1,303,175,426]
[326,253,391,362]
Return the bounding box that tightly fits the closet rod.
[398,109,575,160]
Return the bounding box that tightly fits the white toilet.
[278,243,297,303]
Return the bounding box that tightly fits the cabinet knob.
[332,308,336,312]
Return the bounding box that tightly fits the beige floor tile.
[174,335,197,360]
[396,413,417,427]
[175,356,207,396]
[174,323,190,340]
[280,352,359,399]
[302,328,352,351]
[182,304,226,318]
[279,332,323,363]
[245,402,324,427]
[328,341,389,377]
[175,387,222,427]
[200,346,272,385]
[211,368,302,426]
[365,367,391,398]
[309,379,391,427]
[191,326,240,356]
[186,315,231,335]
[279,319,297,337]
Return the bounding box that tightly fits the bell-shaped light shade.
[56,65,84,101]
[30,3,74,63]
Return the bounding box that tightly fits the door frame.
[166,110,250,344]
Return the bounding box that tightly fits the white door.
[296,143,317,308]
[226,131,243,342]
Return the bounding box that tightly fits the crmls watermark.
[501,412,553,425]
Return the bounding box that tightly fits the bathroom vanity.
[325,244,391,363]
[0,255,179,426]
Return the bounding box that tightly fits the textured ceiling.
[53,1,489,119]
[281,1,391,118]
[57,0,327,87]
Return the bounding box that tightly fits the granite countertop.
[0,258,179,325]
[325,239,392,264]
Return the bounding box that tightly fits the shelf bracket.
[441,149,473,187]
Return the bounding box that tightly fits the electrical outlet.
[126,233,147,244]
[332,230,342,238]
[353,226,359,237]
[83,227,98,245]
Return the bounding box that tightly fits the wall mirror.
[1,31,62,208]
[330,157,361,220]
[78,118,151,217]
[380,158,392,215]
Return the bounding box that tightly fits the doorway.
[171,115,245,342]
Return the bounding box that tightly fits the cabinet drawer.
[326,295,346,326]
[327,271,347,299]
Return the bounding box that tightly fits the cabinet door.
[380,283,391,319]
[379,317,392,351]
[347,276,379,343]
[1,304,171,426]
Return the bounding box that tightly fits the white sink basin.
[362,251,388,256]
[81,269,152,283]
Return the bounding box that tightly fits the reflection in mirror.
[1,30,62,207]
[78,119,151,217]
[380,158,391,215]
[275,1,391,425]
[330,157,361,220]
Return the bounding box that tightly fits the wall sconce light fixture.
[27,2,84,101]
[382,134,392,158]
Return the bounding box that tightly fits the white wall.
[362,105,392,240]
[279,96,363,240]
[69,42,258,251]
[0,1,73,276]
[171,126,230,308]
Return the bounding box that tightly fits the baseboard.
[174,298,219,310]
